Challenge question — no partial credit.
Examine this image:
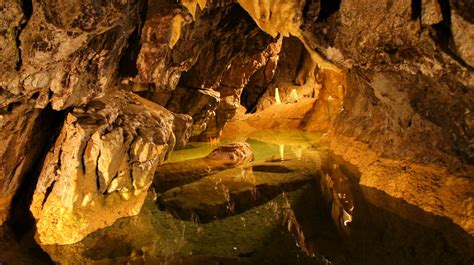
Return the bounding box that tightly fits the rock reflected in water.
[36,130,473,265]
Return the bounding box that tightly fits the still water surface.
[1,130,472,264]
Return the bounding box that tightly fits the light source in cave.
[279,144,285,160]
[275,87,282,104]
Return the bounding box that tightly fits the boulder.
[30,90,191,245]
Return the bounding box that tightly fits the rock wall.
[235,0,473,168]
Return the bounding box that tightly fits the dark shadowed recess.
[15,0,33,70]
[5,107,65,265]
[118,0,148,78]
[317,0,341,22]
[411,0,422,20]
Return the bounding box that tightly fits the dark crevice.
[118,0,148,78]
[42,180,56,207]
[80,136,92,175]
[127,138,135,187]
[6,101,22,112]
[411,0,422,20]
[104,172,119,195]
[22,0,33,19]
[95,150,101,192]
[316,0,341,22]
[302,0,312,19]
[6,106,63,265]
[8,106,64,230]
[15,0,33,71]
[29,91,40,100]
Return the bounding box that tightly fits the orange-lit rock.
[30,90,191,245]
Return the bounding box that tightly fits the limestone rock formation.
[0,0,472,260]
[165,87,220,136]
[0,0,24,91]
[18,0,143,110]
[30,90,191,245]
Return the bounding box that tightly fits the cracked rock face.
[17,0,142,110]
[30,90,191,245]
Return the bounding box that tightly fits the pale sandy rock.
[30,90,191,245]
[421,0,443,25]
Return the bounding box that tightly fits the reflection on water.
[1,130,473,264]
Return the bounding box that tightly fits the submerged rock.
[158,162,311,222]
[154,142,254,192]
[30,90,191,245]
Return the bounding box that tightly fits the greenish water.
[1,130,472,264]
[167,129,322,163]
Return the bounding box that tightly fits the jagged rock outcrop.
[298,0,473,166]
[126,2,283,139]
[165,87,220,136]
[30,90,191,245]
[233,0,473,168]
[167,5,282,140]
[18,0,143,110]
[0,0,146,225]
